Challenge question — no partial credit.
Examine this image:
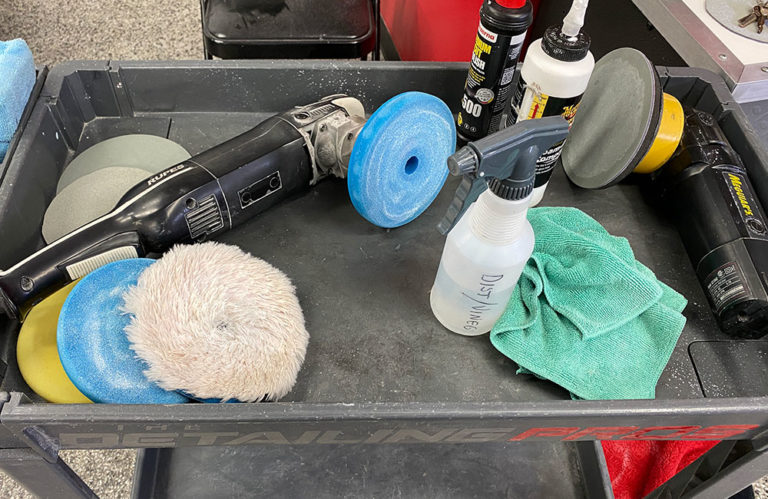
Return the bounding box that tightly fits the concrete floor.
[1,450,138,499]
[0,449,136,498]
[0,0,201,66]
[1,0,768,497]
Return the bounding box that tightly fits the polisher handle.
[0,96,358,321]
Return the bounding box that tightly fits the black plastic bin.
[200,0,376,59]
[1,61,768,497]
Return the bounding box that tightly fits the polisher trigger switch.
[65,246,140,280]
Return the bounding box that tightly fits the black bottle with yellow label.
[456,0,532,144]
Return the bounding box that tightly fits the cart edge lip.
[3,391,768,423]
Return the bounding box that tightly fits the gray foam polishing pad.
[57,134,190,193]
[43,167,150,243]
[561,48,662,189]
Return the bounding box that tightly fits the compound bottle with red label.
[456,0,533,144]
[508,0,594,206]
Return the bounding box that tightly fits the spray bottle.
[457,0,533,144]
[507,0,594,206]
[430,117,569,336]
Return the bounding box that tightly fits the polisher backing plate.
[43,166,150,243]
[347,92,456,228]
[57,134,191,193]
[17,280,92,404]
[57,259,189,404]
[561,48,662,189]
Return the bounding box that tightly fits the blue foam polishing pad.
[0,39,35,160]
[57,259,189,404]
[347,92,456,228]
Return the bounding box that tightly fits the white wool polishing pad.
[122,242,309,402]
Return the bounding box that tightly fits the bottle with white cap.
[507,0,594,206]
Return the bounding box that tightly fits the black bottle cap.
[487,176,533,200]
[542,25,591,62]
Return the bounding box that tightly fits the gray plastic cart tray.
[131,441,610,498]
[0,61,768,498]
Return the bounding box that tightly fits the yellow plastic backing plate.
[633,93,685,174]
[17,281,92,404]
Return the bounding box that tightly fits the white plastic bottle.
[430,189,534,336]
[508,0,594,206]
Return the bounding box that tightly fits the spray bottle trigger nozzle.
[437,175,486,235]
[447,148,478,176]
[438,116,570,235]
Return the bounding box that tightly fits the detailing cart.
[0,60,767,498]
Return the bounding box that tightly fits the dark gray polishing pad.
[57,134,190,193]
[561,48,662,189]
[43,167,150,243]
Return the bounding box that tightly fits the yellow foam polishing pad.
[17,281,92,404]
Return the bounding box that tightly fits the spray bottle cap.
[542,0,591,62]
[439,116,569,235]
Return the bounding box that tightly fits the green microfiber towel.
[490,207,688,400]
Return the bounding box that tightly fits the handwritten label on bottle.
[461,274,503,331]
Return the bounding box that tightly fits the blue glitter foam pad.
[57,259,189,404]
[347,92,456,228]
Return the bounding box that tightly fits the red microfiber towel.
[602,440,719,499]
